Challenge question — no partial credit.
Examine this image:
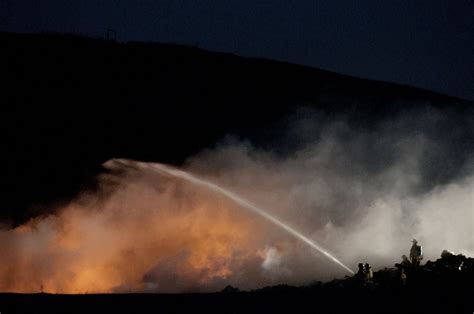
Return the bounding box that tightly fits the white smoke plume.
[0,106,472,293]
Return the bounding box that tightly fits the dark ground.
[0,284,471,314]
[0,290,463,314]
[1,256,473,314]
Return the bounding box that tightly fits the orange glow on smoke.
[0,169,270,294]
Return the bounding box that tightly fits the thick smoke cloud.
[186,106,473,277]
[0,106,472,293]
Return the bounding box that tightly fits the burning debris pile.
[226,248,474,313]
[378,249,474,289]
[1,250,472,314]
[233,245,474,294]
[207,248,474,314]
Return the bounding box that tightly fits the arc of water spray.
[119,159,354,275]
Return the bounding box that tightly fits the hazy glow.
[135,160,354,274]
[0,107,472,293]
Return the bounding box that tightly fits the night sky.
[1,0,473,100]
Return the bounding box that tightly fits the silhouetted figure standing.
[355,263,365,286]
[364,263,373,288]
[410,239,423,266]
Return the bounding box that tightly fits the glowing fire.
[0,165,267,293]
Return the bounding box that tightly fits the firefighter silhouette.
[410,239,423,266]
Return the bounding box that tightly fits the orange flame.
[0,168,271,293]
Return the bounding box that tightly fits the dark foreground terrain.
[2,254,473,314]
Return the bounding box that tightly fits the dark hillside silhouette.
[1,32,471,225]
